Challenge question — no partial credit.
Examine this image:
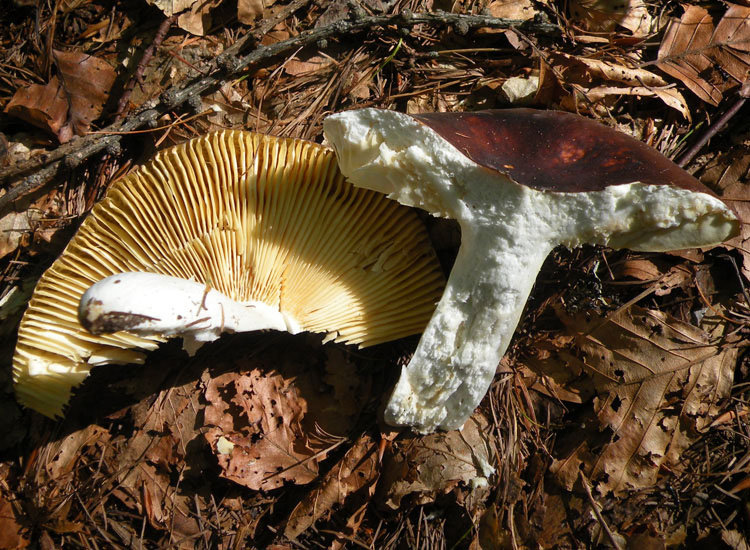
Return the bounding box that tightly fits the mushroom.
[323,108,740,433]
[13,131,445,419]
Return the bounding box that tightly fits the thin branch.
[579,471,623,550]
[0,9,558,214]
[115,14,178,121]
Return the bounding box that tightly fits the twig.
[115,14,177,121]
[579,471,623,550]
[0,10,559,214]
[676,81,750,167]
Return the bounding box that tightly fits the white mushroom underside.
[324,109,737,432]
[79,273,302,356]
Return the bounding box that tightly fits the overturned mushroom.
[13,131,445,418]
[324,108,740,433]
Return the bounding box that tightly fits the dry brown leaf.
[699,147,750,279]
[112,378,205,541]
[5,50,116,143]
[204,342,365,491]
[205,368,316,491]
[44,424,109,480]
[285,433,379,539]
[549,306,737,495]
[485,0,539,21]
[569,0,658,36]
[0,493,29,550]
[238,0,278,24]
[657,4,750,105]
[547,53,690,118]
[145,0,220,35]
[284,55,332,76]
[376,414,495,510]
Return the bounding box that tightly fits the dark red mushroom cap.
[411,109,713,196]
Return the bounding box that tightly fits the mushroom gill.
[13,130,445,419]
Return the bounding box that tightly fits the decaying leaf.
[285,433,379,539]
[699,147,750,280]
[484,0,540,21]
[376,414,496,510]
[0,492,29,550]
[146,0,222,35]
[4,50,116,143]
[44,424,110,480]
[543,53,690,119]
[657,4,750,105]
[204,341,366,491]
[238,0,278,24]
[548,306,737,495]
[569,0,658,36]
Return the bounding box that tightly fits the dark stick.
[676,81,750,168]
[0,10,559,213]
[114,14,177,122]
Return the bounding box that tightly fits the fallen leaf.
[546,53,690,119]
[4,50,116,143]
[284,55,331,76]
[203,339,367,491]
[569,0,658,36]
[723,529,750,550]
[699,147,750,280]
[485,0,539,21]
[238,0,277,24]
[44,424,110,480]
[376,414,496,510]
[285,433,379,539]
[549,306,738,495]
[657,4,750,105]
[0,493,29,550]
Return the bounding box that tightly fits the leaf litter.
[3,0,750,548]
[4,50,116,143]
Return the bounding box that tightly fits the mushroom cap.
[13,131,445,419]
[410,109,714,194]
[325,108,739,252]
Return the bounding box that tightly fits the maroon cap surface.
[411,109,711,195]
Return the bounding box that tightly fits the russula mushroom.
[13,131,445,419]
[323,108,740,433]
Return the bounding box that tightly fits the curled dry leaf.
[204,342,366,491]
[543,53,690,119]
[285,433,379,540]
[699,147,750,280]
[0,491,29,550]
[4,50,116,143]
[146,0,222,35]
[569,0,658,36]
[657,4,750,106]
[376,414,496,510]
[548,306,737,495]
[238,0,278,24]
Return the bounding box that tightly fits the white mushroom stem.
[324,108,737,432]
[387,223,554,430]
[79,273,301,355]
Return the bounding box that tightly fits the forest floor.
[2,1,750,549]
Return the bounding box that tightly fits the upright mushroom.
[324,108,740,433]
[13,131,445,418]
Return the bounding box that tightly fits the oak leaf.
[4,51,116,143]
[549,306,737,495]
[376,414,496,509]
[657,4,750,105]
[285,433,379,539]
